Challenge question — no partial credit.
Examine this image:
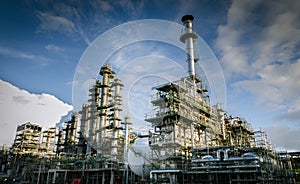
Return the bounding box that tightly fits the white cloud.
[233,59,300,118]
[34,1,145,46]
[216,0,260,78]
[88,0,113,12]
[36,11,76,34]
[274,97,300,122]
[36,11,91,45]
[87,0,144,18]
[0,46,48,65]
[216,0,300,115]
[216,0,300,77]
[0,79,73,146]
[45,44,64,53]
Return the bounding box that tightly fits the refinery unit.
[1,15,300,183]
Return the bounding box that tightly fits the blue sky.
[0,0,300,150]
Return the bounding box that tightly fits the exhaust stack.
[180,15,198,82]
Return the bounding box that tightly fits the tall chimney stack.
[180,15,198,82]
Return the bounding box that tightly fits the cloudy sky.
[0,0,299,150]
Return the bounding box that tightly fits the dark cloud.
[12,95,31,104]
[266,125,300,150]
[274,110,300,123]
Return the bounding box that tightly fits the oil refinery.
[1,15,300,184]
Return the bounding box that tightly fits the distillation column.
[98,65,115,153]
[91,80,101,152]
[111,78,123,159]
[78,80,100,154]
[180,15,198,82]
[78,104,89,155]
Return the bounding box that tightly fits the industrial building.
[1,15,300,183]
[11,122,42,156]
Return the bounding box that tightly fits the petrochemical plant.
[1,15,300,184]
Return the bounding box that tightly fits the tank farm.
[2,15,300,184]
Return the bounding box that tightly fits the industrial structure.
[78,65,125,161]
[145,15,298,183]
[11,122,43,156]
[1,15,300,183]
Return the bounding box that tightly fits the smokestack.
[180,15,198,82]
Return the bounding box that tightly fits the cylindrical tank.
[127,137,152,178]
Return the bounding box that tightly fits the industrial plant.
[1,15,300,184]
